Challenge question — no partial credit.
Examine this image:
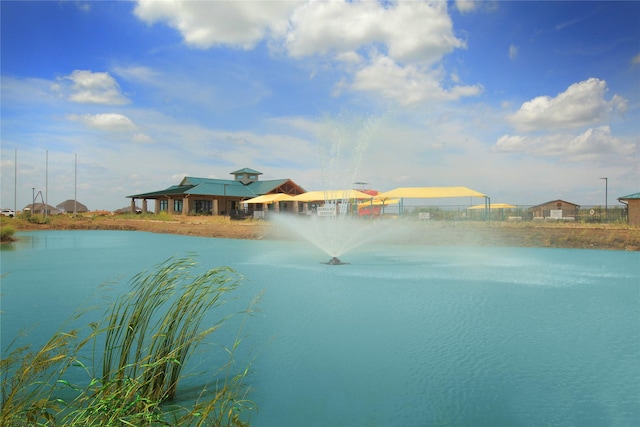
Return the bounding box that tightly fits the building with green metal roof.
[127,168,305,217]
[618,192,640,226]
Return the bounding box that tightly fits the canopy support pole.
[485,196,491,223]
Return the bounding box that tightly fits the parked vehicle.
[1,208,15,217]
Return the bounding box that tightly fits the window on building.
[194,200,212,214]
[174,199,183,213]
[159,199,168,212]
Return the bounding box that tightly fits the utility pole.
[600,177,608,222]
[45,150,48,219]
[74,153,78,217]
[14,148,17,215]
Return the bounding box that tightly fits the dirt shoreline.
[4,214,639,251]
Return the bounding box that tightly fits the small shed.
[529,199,579,220]
[618,192,640,226]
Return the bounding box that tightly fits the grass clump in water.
[1,256,255,426]
[1,224,16,242]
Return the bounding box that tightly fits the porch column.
[142,199,148,214]
[213,199,219,216]
[274,202,280,213]
[167,197,174,214]
[182,197,189,215]
[154,199,160,214]
[131,199,136,212]
[293,201,299,214]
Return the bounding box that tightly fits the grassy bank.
[3,213,639,251]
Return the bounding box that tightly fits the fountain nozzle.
[325,257,349,265]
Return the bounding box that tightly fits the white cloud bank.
[494,126,635,161]
[494,78,634,162]
[133,0,481,106]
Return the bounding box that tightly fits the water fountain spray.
[272,112,387,264]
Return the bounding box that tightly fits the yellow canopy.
[376,186,486,199]
[243,193,296,204]
[357,198,400,209]
[468,203,516,210]
[293,189,374,202]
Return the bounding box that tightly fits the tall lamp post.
[600,177,608,222]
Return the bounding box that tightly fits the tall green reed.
[1,256,255,426]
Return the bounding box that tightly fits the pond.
[2,230,639,426]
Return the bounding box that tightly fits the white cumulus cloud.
[60,70,130,105]
[351,53,483,105]
[508,78,627,132]
[285,0,464,65]
[134,0,296,49]
[67,113,137,132]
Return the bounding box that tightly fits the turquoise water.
[2,230,639,426]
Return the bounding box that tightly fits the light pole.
[600,177,608,222]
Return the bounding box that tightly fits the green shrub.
[26,214,50,224]
[0,224,16,242]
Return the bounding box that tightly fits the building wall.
[532,201,578,219]
[627,199,640,226]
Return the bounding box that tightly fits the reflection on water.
[2,230,639,427]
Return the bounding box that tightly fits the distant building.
[23,203,61,215]
[529,199,579,220]
[56,199,89,214]
[618,193,640,226]
[114,206,142,214]
[127,168,306,217]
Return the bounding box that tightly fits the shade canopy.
[357,198,400,209]
[243,193,296,204]
[293,189,374,202]
[376,186,486,199]
[467,203,516,210]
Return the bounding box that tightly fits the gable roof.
[530,199,580,208]
[128,177,305,199]
[248,179,305,195]
[23,203,61,214]
[231,167,262,175]
[185,182,258,198]
[618,192,640,200]
[56,199,89,212]
[128,185,195,198]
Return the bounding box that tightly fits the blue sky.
[1,0,638,211]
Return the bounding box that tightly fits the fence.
[372,204,628,224]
